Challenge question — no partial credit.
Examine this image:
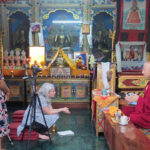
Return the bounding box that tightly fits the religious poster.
[31,23,40,33]
[61,85,72,98]
[75,85,86,98]
[7,81,24,101]
[10,85,20,97]
[122,0,146,30]
[74,52,88,70]
[116,41,146,72]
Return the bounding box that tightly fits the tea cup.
[119,116,130,125]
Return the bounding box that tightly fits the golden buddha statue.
[51,48,69,68]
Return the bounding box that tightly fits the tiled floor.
[2,105,110,150]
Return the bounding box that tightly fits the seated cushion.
[13,110,25,115]
[9,123,39,141]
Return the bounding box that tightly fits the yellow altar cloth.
[93,95,118,108]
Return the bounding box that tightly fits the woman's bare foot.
[44,131,52,135]
[38,134,49,140]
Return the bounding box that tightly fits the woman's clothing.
[26,121,48,134]
[17,95,59,136]
[0,72,9,137]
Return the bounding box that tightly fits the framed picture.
[122,0,146,30]
[116,41,147,72]
[29,46,45,67]
[82,24,90,34]
[6,79,25,101]
[74,52,88,70]
[31,23,41,33]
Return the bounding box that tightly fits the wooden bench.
[104,113,150,150]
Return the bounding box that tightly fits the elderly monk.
[122,62,150,128]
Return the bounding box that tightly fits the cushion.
[13,110,25,115]
[12,119,23,122]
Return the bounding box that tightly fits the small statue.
[4,50,9,66]
[89,55,95,70]
[15,50,21,67]
[9,50,15,66]
[21,50,26,67]
[55,51,65,67]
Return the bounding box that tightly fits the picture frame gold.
[74,52,88,70]
[82,24,90,34]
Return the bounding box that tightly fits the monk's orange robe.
[122,81,150,128]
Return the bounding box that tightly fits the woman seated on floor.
[122,62,150,129]
[17,83,71,140]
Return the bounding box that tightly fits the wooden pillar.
[32,0,40,45]
[82,0,91,53]
[1,4,9,50]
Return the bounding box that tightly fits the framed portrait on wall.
[82,24,90,34]
[116,41,147,72]
[31,23,41,33]
[6,79,25,101]
[122,0,146,30]
[74,52,88,70]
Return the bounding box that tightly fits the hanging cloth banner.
[87,24,92,48]
[101,62,110,89]
[79,26,83,48]
[29,22,44,46]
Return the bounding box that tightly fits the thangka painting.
[60,84,72,99]
[6,80,24,101]
[116,41,146,72]
[75,84,88,99]
[122,0,146,30]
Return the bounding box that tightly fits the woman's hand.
[125,94,139,104]
[62,107,71,114]
[4,92,10,102]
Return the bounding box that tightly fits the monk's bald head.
[142,62,150,78]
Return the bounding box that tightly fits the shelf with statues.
[3,49,28,77]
